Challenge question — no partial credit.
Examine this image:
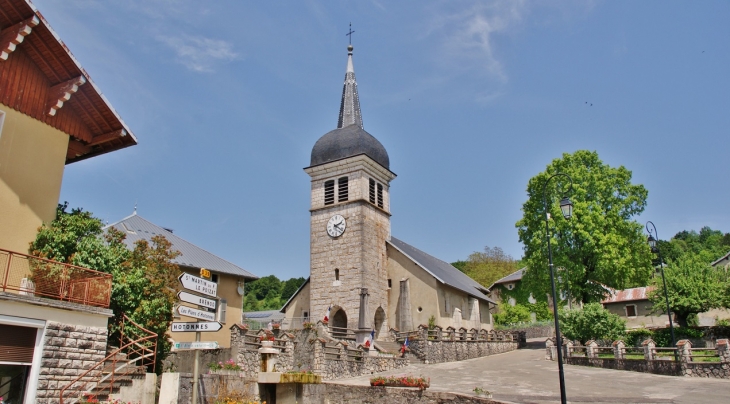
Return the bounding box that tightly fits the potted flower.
[369,375,430,390]
[259,334,276,347]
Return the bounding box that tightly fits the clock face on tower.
[326,214,346,238]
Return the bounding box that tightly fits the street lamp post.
[543,173,574,404]
[646,221,676,347]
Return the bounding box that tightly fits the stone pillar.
[458,327,468,340]
[613,340,626,360]
[337,341,347,360]
[564,339,574,358]
[418,324,429,341]
[716,339,730,363]
[446,327,456,341]
[545,337,556,361]
[676,339,692,363]
[433,325,443,341]
[642,339,656,361]
[585,340,598,359]
[397,280,414,332]
[312,338,326,375]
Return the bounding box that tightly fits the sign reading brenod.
[178,291,216,310]
[178,273,217,297]
[171,321,222,332]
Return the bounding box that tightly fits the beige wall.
[0,106,68,254]
[283,280,310,322]
[604,300,667,329]
[387,245,493,332]
[0,298,111,328]
[172,270,245,348]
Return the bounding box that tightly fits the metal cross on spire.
[346,22,355,45]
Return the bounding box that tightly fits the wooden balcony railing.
[0,248,112,308]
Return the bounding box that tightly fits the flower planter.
[280,373,322,384]
[261,340,274,348]
[369,378,430,390]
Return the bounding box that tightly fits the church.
[281,44,496,343]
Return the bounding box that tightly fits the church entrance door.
[331,308,348,339]
[373,307,385,340]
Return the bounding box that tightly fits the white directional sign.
[178,305,216,322]
[171,321,222,332]
[178,273,217,297]
[174,341,220,350]
[178,291,217,309]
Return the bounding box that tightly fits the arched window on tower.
[338,177,348,202]
[324,180,335,205]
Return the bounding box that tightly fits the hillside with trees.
[243,275,306,311]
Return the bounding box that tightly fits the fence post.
[642,339,656,361]
[585,340,598,359]
[676,339,692,363]
[433,325,443,341]
[613,340,625,360]
[716,339,729,363]
[313,338,326,375]
[564,339,574,358]
[418,324,429,341]
[545,337,555,361]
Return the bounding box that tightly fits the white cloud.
[427,0,528,82]
[157,34,239,73]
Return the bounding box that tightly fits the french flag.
[323,305,331,323]
[364,329,375,348]
[401,336,409,354]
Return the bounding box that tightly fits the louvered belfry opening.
[369,178,376,204]
[338,177,349,202]
[0,324,37,363]
[324,180,335,205]
[377,183,384,208]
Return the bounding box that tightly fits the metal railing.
[59,314,158,404]
[0,248,112,308]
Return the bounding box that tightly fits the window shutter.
[0,324,37,363]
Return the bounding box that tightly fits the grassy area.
[690,350,720,362]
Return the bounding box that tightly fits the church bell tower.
[305,44,396,339]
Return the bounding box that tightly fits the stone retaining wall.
[161,348,233,373]
[409,340,518,365]
[36,321,109,403]
[300,384,506,404]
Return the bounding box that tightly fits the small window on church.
[338,177,348,202]
[387,279,392,288]
[377,184,383,208]
[324,180,335,205]
[369,178,376,204]
[335,269,340,281]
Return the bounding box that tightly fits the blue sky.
[35,0,730,280]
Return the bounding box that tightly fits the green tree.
[493,304,531,326]
[649,253,727,327]
[516,150,653,304]
[281,277,306,301]
[459,246,520,288]
[559,303,626,344]
[30,203,181,373]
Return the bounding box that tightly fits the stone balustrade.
[550,337,730,378]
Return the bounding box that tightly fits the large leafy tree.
[649,253,728,327]
[454,246,520,289]
[29,203,180,372]
[516,150,653,304]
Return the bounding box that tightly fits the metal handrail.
[59,314,158,404]
[0,248,112,308]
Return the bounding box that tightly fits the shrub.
[494,304,531,326]
[559,303,626,344]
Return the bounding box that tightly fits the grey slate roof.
[243,310,285,321]
[388,237,496,305]
[337,45,363,130]
[104,213,257,280]
[711,250,730,267]
[309,45,390,170]
[310,124,390,169]
[488,268,525,290]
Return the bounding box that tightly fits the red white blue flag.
[324,305,331,323]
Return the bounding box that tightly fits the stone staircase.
[86,348,147,402]
[373,340,402,355]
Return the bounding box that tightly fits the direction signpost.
[174,341,219,350]
[174,272,222,404]
[178,291,216,310]
[177,306,217,322]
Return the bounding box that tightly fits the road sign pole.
[192,329,200,404]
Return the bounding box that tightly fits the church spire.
[337,44,363,129]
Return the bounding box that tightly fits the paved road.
[331,339,730,403]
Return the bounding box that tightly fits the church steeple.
[337,44,363,129]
